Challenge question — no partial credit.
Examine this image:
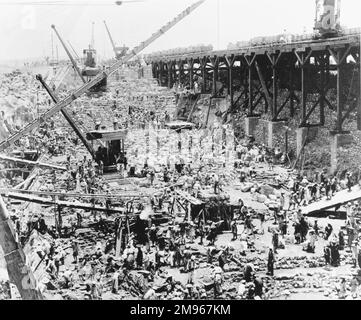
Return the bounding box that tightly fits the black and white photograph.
[0,0,360,307]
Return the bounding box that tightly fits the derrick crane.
[35,74,96,158]
[314,0,342,37]
[0,0,207,153]
[103,20,128,59]
[51,24,86,83]
[82,22,108,91]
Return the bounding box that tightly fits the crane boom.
[51,25,86,83]
[35,74,96,158]
[0,0,206,152]
[104,20,117,56]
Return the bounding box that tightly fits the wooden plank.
[0,154,66,171]
[2,192,127,214]
[0,188,150,199]
[302,185,361,215]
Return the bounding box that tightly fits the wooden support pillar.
[178,61,184,85]
[319,55,327,126]
[152,63,156,79]
[326,45,352,132]
[295,49,312,126]
[357,49,361,130]
[245,54,257,116]
[158,62,163,86]
[301,58,307,125]
[167,61,173,89]
[225,55,236,110]
[188,59,194,89]
[272,65,278,120]
[248,65,253,115]
[201,57,207,93]
[211,56,219,97]
[289,66,295,118]
[213,67,217,97]
[336,50,344,133]
[173,62,178,84]
[173,61,178,85]
[229,65,234,108]
[266,52,282,121]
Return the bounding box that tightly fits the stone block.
[330,133,354,173]
[266,121,286,149]
[244,117,260,137]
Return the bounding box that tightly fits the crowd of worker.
[14,134,358,300]
[2,70,361,300]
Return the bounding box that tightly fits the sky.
[0,0,360,63]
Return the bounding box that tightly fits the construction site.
[0,0,361,301]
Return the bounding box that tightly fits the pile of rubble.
[0,70,51,140]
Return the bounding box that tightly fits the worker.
[213,173,220,194]
[266,247,275,276]
[303,229,316,253]
[324,223,333,240]
[213,263,223,297]
[91,277,103,300]
[72,239,79,263]
[347,173,353,192]
[54,250,61,276]
[272,231,279,253]
[99,160,104,176]
[123,153,128,171]
[207,222,217,245]
[245,213,253,234]
[112,270,120,294]
[338,229,345,250]
[136,245,143,269]
[231,220,238,241]
[198,222,205,245]
[218,250,226,270]
[338,278,347,299]
[187,255,196,285]
[38,214,47,234]
[314,220,319,236]
[324,243,331,266]
[237,280,247,298]
[76,210,83,228]
[149,170,155,186]
[254,277,263,299]
[243,263,254,282]
[330,239,340,267]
